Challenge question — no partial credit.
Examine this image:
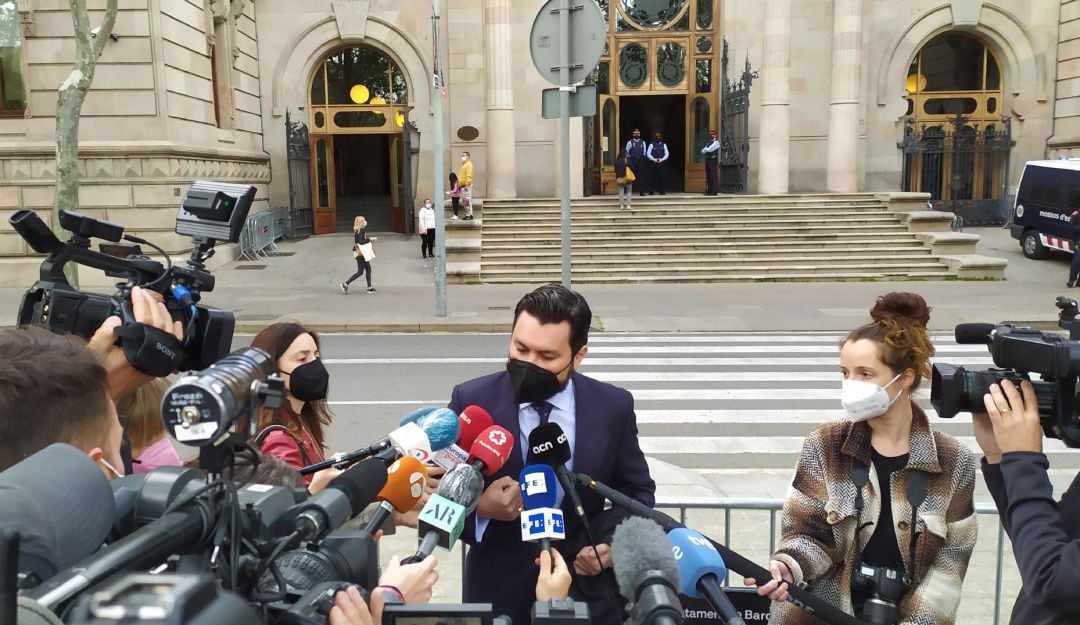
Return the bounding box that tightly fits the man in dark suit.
[448,285,656,625]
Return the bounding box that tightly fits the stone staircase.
[444,192,1006,284]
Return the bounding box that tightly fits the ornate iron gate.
[900,114,1014,226]
[719,39,755,193]
[285,110,313,237]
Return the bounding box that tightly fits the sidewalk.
[0,225,1070,332]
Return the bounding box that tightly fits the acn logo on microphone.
[531,433,567,456]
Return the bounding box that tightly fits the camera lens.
[161,348,275,446]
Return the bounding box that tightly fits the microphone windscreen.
[436,464,484,512]
[399,405,440,426]
[0,443,114,580]
[327,458,390,517]
[519,464,559,509]
[612,516,681,602]
[667,528,726,599]
[527,422,572,467]
[417,408,460,451]
[954,322,995,344]
[380,456,429,513]
[467,426,515,476]
[459,405,494,448]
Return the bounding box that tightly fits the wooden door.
[311,134,337,234]
[599,95,619,195]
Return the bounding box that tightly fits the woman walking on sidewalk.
[340,215,378,294]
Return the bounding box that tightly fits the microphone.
[519,464,565,552]
[288,458,389,540]
[668,528,747,625]
[573,472,872,625]
[299,408,459,475]
[432,404,495,471]
[954,322,996,344]
[362,456,429,535]
[611,516,682,625]
[407,474,477,563]
[466,425,515,476]
[528,423,586,520]
[0,444,114,582]
[398,405,440,425]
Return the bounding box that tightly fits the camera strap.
[905,469,929,585]
[253,424,312,466]
[112,323,183,377]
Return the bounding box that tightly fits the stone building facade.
[0,0,1071,282]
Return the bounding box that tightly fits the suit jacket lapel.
[490,371,525,480]
[571,373,610,478]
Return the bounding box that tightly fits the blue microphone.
[416,408,460,452]
[399,405,440,426]
[668,528,747,625]
[518,464,564,552]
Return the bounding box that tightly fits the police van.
[1011,160,1080,259]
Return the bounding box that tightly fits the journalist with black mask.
[447,285,655,625]
[250,322,340,490]
[974,378,1080,624]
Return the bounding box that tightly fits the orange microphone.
[362,455,429,535]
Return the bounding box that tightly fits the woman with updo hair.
[747,292,977,625]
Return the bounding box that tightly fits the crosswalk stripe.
[586,345,989,354]
[634,409,972,424]
[640,436,1072,455]
[586,334,971,344]
[323,357,996,366]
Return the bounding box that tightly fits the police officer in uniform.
[624,129,647,197]
[647,132,670,195]
[700,129,720,196]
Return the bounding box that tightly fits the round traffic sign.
[529,0,607,87]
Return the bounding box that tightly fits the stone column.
[757,0,791,194]
[483,0,517,198]
[825,0,862,192]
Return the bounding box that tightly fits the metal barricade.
[239,209,278,260]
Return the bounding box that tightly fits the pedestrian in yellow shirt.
[459,151,474,221]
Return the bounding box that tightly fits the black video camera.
[930,297,1080,447]
[9,181,255,371]
[852,564,909,625]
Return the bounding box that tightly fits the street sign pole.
[558,0,571,288]
[433,0,446,317]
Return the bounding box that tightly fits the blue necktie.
[532,401,554,425]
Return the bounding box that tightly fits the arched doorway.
[308,45,413,234]
[900,32,1013,223]
[592,0,720,194]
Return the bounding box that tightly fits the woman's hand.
[984,379,1043,455]
[328,586,374,625]
[535,548,572,602]
[971,411,1003,464]
[307,466,343,495]
[378,555,439,603]
[743,559,793,603]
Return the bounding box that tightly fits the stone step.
[480,270,957,284]
[481,239,927,252]
[482,203,889,214]
[482,211,892,223]
[481,250,934,263]
[480,261,950,278]
[482,224,912,240]
[482,215,902,228]
[480,254,942,270]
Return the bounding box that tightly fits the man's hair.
[0,328,112,471]
[513,285,592,355]
[462,151,470,158]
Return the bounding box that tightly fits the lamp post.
[432,0,446,316]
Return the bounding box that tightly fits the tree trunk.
[53,0,118,286]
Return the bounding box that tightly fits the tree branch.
[90,0,119,60]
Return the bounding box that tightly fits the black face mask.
[285,359,329,402]
[506,358,573,404]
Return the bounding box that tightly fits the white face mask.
[99,457,125,479]
[840,373,903,422]
[424,202,432,208]
[461,156,467,162]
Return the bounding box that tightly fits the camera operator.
[974,379,1080,624]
